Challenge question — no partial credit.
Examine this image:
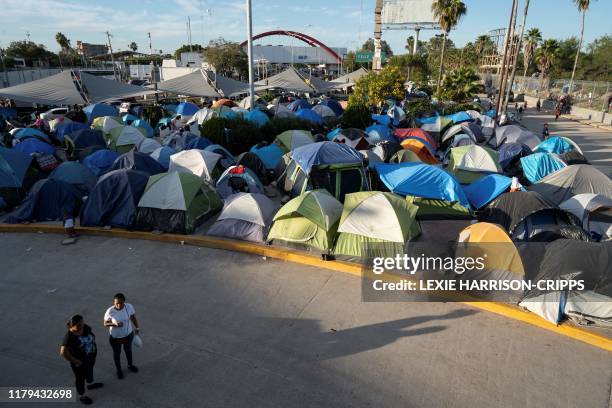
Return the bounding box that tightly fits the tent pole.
[246,0,255,110]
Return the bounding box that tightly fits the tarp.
[376,162,470,208]
[291,141,363,174]
[329,67,368,89]
[79,71,156,102]
[464,174,513,209]
[207,71,249,97]
[157,70,221,97]
[0,70,86,105]
[520,153,566,184]
[528,165,612,205]
[255,67,315,93]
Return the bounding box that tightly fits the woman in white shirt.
[103,293,140,379]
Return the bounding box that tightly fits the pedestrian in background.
[60,315,103,405]
[103,293,140,379]
[542,123,550,139]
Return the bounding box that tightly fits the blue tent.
[484,109,496,118]
[464,174,513,209]
[84,149,120,176]
[326,128,343,141]
[84,103,118,122]
[121,113,139,125]
[534,136,577,154]
[0,107,17,119]
[287,99,311,112]
[185,136,213,150]
[176,102,199,116]
[415,114,439,125]
[295,108,323,125]
[14,138,55,156]
[50,161,98,192]
[319,99,343,116]
[371,114,392,127]
[216,165,264,199]
[291,141,363,174]
[365,124,392,144]
[163,104,177,114]
[5,179,82,222]
[376,162,470,208]
[445,111,473,124]
[0,147,31,188]
[387,105,405,126]
[67,129,106,151]
[250,143,284,170]
[245,110,269,127]
[520,153,567,184]
[150,146,175,169]
[14,128,50,142]
[80,169,149,228]
[109,150,165,175]
[131,119,154,138]
[498,143,531,171]
[156,117,172,129]
[55,121,89,142]
[205,144,236,168]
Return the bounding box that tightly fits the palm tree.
[431,0,467,95]
[522,28,542,78]
[129,42,138,52]
[536,39,559,86]
[569,0,595,93]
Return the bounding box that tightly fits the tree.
[349,65,405,109]
[536,39,560,83]
[203,38,248,79]
[438,68,483,102]
[569,0,594,93]
[4,41,59,67]
[129,42,138,52]
[474,34,495,60]
[173,44,204,59]
[522,28,542,77]
[431,0,467,95]
[359,38,394,57]
[389,54,430,86]
[55,32,70,50]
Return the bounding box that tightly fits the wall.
[0,69,62,89]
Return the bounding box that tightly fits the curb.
[1,223,610,352]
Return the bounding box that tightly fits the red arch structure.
[240,30,342,63]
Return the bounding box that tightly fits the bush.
[341,103,372,130]
[441,102,478,115]
[261,117,314,142]
[225,117,263,154]
[200,117,227,145]
[260,93,275,103]
[404,99,436,117]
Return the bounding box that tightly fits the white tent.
[455,145,499,173]
[255,67,315,93]
[559,193,612,240]
[312,104,336,118]
[169,149,222,182]
[338,193,405,242]
[138,138,162,154]
[187,108,218,125]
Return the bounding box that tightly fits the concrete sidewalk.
[0,233,610,408]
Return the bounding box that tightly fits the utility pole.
[494,0,518,128]
[187,17,193,52]
[25,31,31,43]
[501,0,519,118]
[504,0,530,114]
[106,31,118,81]
[148,32,159,104]
[246,0,255,110]
[372,0,384,72]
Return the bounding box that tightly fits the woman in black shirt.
[60,315,104,405]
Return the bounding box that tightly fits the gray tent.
[308,75,334,93]
[157,69,249,98]
[80,72,156,102]
[492,125,541,149]
[207,192,278,242]
[330,67,368,89]
[207,71,249,97]
[255,67,315,93]
[528,164,612,206]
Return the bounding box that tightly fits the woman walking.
[60,315,103,405]
[103,293,140,379]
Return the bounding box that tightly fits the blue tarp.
[83,149,119,177]
[245,110,269,127]
[50,161,98,192]
[250,143,284,170]
[376,162,470,208]
[326,128,342,141]
[122,113,139,125]
[80,169,149,228]
[387,105,405,126]
[68,129,105,150]
[371,114,392,126]
[176,102,199,116]
[415,114,439,125]
[0,147,32,188]
[109,150,165,175]
[291,142,363,174]
[150,146,175,169]
[464,174,513,209]
[131,119,154,138]
[5,179,82,222]
[83,103,118,122]
[445,111,473,124]
[520,153,566,184]
[185,136,213,150]
[55,121,89,142]
[14,138,55,156]
[534,136,574,154]
[14,128,49,142]
[319,99,343,116]
[295,108,323,125]
[287,99,311,112]
[365,124,392,144]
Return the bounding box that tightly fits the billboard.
[381,0,441,29]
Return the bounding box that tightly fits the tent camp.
[312,104,337,119]
[267,189,343,253]
[80,169,149,229]
[274,130,314,153]
[0,147,33,207]
[520,152,566,184]
[295,108,323,125]
[55,121,89,142]
[109,150,165,175]
[216,165,264,199]
[559,193,612,241]
[187,108,217,126]
[136,171,222,234]
[528,165,612,205]
[65,129,105,158]
[389,149,421,164]
[394,128,437,151]
[333,191,421,259]
[318,99,344,116]
[207,193,278,243]
[169,149,224,183]
[447,145,501,184]
[205,144,236,169]
[370,140,401,162]
[107,126,146,153]
[250,143,285,171]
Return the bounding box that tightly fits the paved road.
[518,107,612,176]
[0,233,610,408]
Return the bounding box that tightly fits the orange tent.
[394,128,437,149]
[212,98,236,108]
[400,139,438,164]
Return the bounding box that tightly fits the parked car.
[39,107,68,121]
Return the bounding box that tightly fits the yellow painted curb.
[1,223,610,352]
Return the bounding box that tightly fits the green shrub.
[260,93,275,103]
[261,117,313,142]
[225,117,262,154]
[441,102,478,115]
[341,103,371,130]
[404,99,436,117]
[200,117,227,145]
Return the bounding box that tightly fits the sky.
[0,0,610,56]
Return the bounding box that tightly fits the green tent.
[333,191,421,259]
[107,125,146,153]
[136,172,222,234]
[267,189,343,253]
[92,116,122,135]
[274,130,314,153]
[390,149,422,164]
[406,195,472,219]
[447,145,501,184]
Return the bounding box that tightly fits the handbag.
[133,334,143,348]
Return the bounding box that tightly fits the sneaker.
[79,396,93,405]
[128,365,139,373]
[87,383,104,390]
[116,370,124,379]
